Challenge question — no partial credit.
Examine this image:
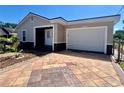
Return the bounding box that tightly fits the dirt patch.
[0,53,36,69]
[0,50,51,69]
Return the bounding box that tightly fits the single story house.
[15,12,120,55]
[0,27,16,38]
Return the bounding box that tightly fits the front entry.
[45,29,53,46]
[35,27,53,50]
[35,28,45,49]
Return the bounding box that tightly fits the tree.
[0,21,17,29]
[0,35,10,52]
[9,35,20,52]
[0,21,4,28]
[114,30,124,40]
[4,23,17,28]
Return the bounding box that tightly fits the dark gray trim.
[67,45,113,55]
[44,45,52,51]
[35,45,52,51]
[17,12,120,27]
[50,17,67,21]
[67,14,120,22]
[106,45,112,55]
[20,42,53,51]
[20,42,34,49]
[68,49,104,54]
[29,12,50,20]
[54,43,66,51]
[30,12,120,22]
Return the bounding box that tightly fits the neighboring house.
[15,12,120,55]
[0,27,16,37]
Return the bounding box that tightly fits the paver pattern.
[0,51,123,87]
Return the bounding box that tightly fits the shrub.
[0,35,20,53]
[0,44,4,52]
[9,35,20,52]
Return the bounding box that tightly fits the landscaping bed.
[0,49,51,69]
[119,62,124,71]
[0,35,48,69]
[0,52,36,69]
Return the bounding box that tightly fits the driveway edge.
[111,55,124,86]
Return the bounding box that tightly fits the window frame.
[22,30,26,42]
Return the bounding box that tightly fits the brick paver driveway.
[0,51,123,87]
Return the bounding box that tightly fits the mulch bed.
[0,52,36,69]
[0,49,51,69]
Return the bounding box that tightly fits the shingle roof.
[29,12,120,22]
[16,12,120,29]
[0,27,15,35]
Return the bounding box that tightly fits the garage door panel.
[67,27,106,53]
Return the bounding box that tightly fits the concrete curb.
[111,55,124,86]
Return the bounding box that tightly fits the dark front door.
[35,28,45,49]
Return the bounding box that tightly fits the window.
[47,30,50,38]
[22,30,26,41]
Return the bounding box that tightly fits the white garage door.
[67,27,107,54]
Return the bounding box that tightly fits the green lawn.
[119,62,124,71]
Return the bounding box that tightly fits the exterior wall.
[53,23,58,43]
[67,21,114,45]
[16,14,114,54]
[17,17,33,42]
[16,15,51,43]
[53,23,66,51]
[56,23,66,43]
[53,23,66,43]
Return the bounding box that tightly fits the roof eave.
[50,18,67,25]
[67,15,120,25]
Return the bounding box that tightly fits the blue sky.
[0,5,123,30]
